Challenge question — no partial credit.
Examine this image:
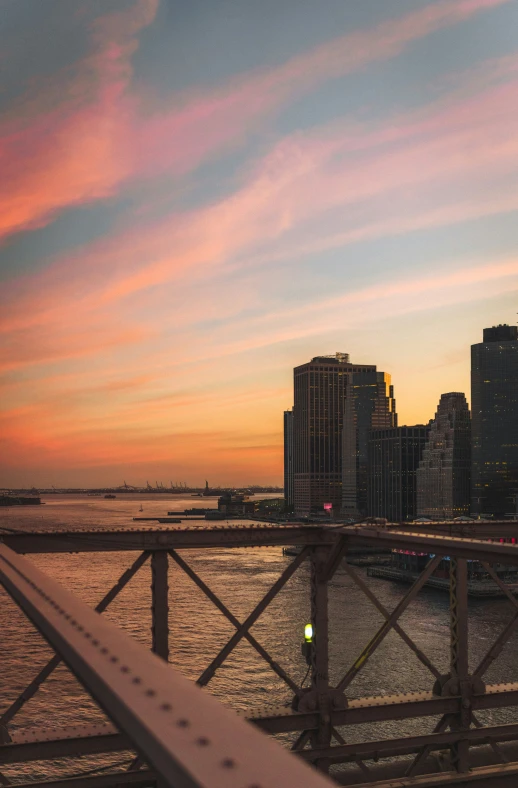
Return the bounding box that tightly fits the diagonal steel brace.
[197,547,310,686]
[169,549,300,694]
[0,551,150,728]
[475,562,518,679]
[343,561,442,680]
[336,555,442,692]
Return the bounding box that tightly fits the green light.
[304,623,313,643]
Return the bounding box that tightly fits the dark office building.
[293,353,352,515]
[368,425,429,522]
[283,409,294,511]
[471,324,518,517]
[342,370,397,517]
[416,392,471,519]
[292,353,396,516]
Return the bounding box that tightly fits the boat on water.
[157,518,182,524]
[0,495,42,506]
[104,494,116,499]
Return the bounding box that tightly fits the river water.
[1,495,518,783]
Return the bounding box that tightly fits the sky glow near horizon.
[1,0,518,488]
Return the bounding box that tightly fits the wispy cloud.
[3,58,518,348]
[0,0,159,242]
[0,0,511,243]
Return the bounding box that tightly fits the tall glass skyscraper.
[471,325,518,517]
[416,392,471,519]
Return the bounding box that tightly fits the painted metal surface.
[2,522,518,787]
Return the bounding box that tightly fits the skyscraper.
[283,409,294,511]
[342,370,397,517]
[471,325,518,517]
[368,425,430,522]
[416,393,471,519]
[291,353,396,516]
[293,353,351,515]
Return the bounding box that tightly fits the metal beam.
[6,771,156,788]
[338,526,518,567]
[346,761,518,787]
[342,561,442,681]
[0,725,129,764]
[449,556,471,772]
[473,563,518,681]
[0,544,334,788]
[168,549,300,694]
[1,526,330,554]
[150,553,169,662]
[336,555,442,692]
[0,551,150,729]
[298,720,518,764]
[309,546,331,765]
[196,546,310,687]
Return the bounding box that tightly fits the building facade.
[291,353,396,516]
[342,370,397,517]
[367,425,429,522]
[293,353,351,515]
[471,325,518,517]
[416,392,471,519]
[283,409,294,511]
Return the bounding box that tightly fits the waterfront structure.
[342,369,397,517]
[367,424,429,522]
[283,409,294,511]
[416,392,471,519]
[471,324,518,518]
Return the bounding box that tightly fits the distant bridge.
[1,521,518,787]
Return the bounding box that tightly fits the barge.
[368,549,518,597]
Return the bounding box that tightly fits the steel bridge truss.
[2,523,518,787]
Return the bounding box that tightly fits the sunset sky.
[1,0,518,488]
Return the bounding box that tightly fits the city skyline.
[2,0,518,487]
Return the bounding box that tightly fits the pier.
[2,520,518,786]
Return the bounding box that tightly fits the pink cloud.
[0,0,158,241]
[0,0,511,243]
[2,62,518,374]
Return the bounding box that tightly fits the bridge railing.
[2,522,518,787]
